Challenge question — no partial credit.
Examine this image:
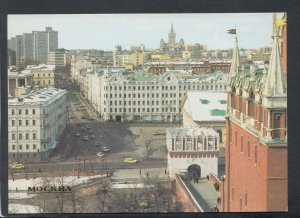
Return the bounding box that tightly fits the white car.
[94,141,100,146]
[97,152,104,157]
[76,132,81,137]
[101,147,110,152]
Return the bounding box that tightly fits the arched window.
[197,136,203,150]
[217,130,222,143]
[208,136,213,150]
[175,136,181,150]
[186,135,193,151]
[231,87,236,109]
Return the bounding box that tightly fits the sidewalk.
[111,167,169,182]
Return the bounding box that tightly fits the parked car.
[86,126,92,129]
[88,130,93,134]
[76,123,81,126]
[101,147,110,152]
[124,158,138,163]
[97,152,104,157]
[90,135,95,139]
[83,135,88,141]
[75,132,81,137]
[10,163,25,169]
[94,141,100,146]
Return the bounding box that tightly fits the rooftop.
[8,87,66,106]
[183,91,227,122]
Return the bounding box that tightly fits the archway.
[187,164,201,181]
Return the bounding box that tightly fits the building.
[27,64,55,87]
[8,67,33,98]
[182,91,227,147]
[220,30,287,211]
[47,50,66,69]
[8,87,67,162]
[166,127,219,179]
[160,24,185,51]
[85,68,227,123]
[8,27,58,66]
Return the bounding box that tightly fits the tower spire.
[229,35,240,78]
[263,34,286,97]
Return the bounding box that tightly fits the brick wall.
[175,175,201,212]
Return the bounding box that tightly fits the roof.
[166,126,218,137]
[8,87,66,106]
[183,91,227,122]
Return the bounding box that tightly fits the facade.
[85,69,227,123]
[166,127,219,179]
[47,50,66,69]
[182,91,227,147]
[27,65,55,87]
[220,31,287,211]
[144,61,231,74]
[8,87,67,162]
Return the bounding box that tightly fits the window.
[19,145,22,150]
[19,134,22,140]
[12,109,15,115]
[240,197,243,211]
[33,133,36,140]
[44,144,46,149]
[26,144,29,150]
[241,136,244,152]
[232,187,234,201]
[12,120,15,126]
[254,146,258,163]
[12,145,15,150]
[245,192,248,207]
[246,142,250,157]
[26,133,29,140]
[26,120,29,126]
[33,144,36,149]
[25,109,28,115]
[19,120,22,126]
[12,134,15,140]
[19,109,22,115]
[32,109,35,114]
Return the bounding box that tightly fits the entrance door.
[115,115,121,122]
[187,164,201,180]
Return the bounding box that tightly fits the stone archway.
[187,164,201,181]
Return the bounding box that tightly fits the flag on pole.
[227,29,236,34]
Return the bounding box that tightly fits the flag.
[276,19,286,26]
[227,29,236,34]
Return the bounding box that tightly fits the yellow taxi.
[124,158,138,164]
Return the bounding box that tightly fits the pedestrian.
[147,172,149,177]
[165,169,167,175]
[139,169,142,175]
[38,168,41,173]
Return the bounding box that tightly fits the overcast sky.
[8,13,283,50]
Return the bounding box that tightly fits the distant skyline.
[8,13,284,50]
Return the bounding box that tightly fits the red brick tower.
[220,28,287,212]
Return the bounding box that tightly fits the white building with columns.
[85,68,227,123]
[8,87,67,163]
[166,127,219,179]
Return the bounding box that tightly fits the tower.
[168,23,176,49]
[221,30,287,212]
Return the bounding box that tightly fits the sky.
[8,13,283,50]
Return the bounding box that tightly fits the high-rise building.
[220,28,287,211]
[168,23,176,49]
[8,27,58,66]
